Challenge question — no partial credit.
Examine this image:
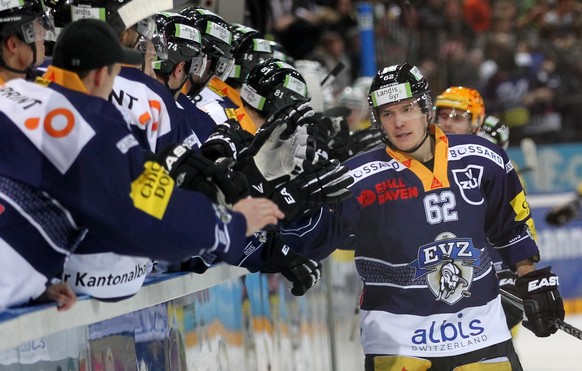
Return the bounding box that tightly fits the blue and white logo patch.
[451,165,484,205]
[410,233,481,305]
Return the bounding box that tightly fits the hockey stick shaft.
[500,288,582,341]
[320,62,346,88]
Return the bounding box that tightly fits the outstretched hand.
[233,197,285,236]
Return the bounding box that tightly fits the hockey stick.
[320,62,346,89]
[500,288,582,341]
[519,137,538,173]
[107,0,177,34]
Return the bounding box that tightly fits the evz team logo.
[410,232,481,305]
[451,165,484,205]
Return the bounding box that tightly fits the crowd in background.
[252,0,582,146]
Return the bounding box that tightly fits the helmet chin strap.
[401,126,430,154]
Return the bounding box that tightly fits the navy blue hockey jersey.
[281,125,539,357]
[0,77,248,308]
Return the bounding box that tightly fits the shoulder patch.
[0,80,95,174]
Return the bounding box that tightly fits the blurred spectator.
[539,0,582,41]
[548,29,582,142]
[516,0,551,47]
[463,0,491,33]
[307,27,353,96]
[417,0,446,62]
[269,0,322,59]
[441,0,475,47]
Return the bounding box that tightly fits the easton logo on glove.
[163,144,189,172]
[279,187,296,204]
[515,266,565,337]
[528,276,559,292]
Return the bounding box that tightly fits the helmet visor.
[151,31,168,60]
[375,98,427,126]
[435,107,471,123]
[21,11,55,44]
[135,16,157,40]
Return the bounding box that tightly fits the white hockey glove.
[240,102,318,181]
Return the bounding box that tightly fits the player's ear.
[172,61,186,80]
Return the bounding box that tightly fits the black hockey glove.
[200,119,255,161]
[351,126,384,154]
[271,159,354,221]
[261,234,322,296]
[497,267,523,329]
[545,198,580,226]
[308,113,332,159]
[515,266,565,337]
[313,108,355,161]
[157,144,249,205]
[238,158,354,222]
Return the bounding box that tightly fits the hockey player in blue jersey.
[0,18,284,309]
[279,63,565,370]
[0,0,80,310]
[0,0,53,83]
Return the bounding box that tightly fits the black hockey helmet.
[57,0,132,34]
[225,23,273,88]
[269,40,294,65]
[368,63,432,128]
[478,115,509,150]
[368,63,433,152]
[240,58,309,118]
[152,12,207,79]
[0,0,54,43]
[0,0,54,75]
[49,0,160,62]
[180,6,234,81]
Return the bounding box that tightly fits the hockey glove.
[497,267,523,329]
[261,234,322,296]
[515,266,565,337]
[313,107,353,161]
[157,144,249,205]
[327,123,354,161]
[351,126,384,154]
[200,119,255,161]
[240,158,353,222]
[545,198,580,226]
[242,123,316,182]
[241,101,317,167]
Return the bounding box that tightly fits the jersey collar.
[386,124,450,191]
[42,65,89,94]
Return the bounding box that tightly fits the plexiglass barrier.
[0,265,332,371]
